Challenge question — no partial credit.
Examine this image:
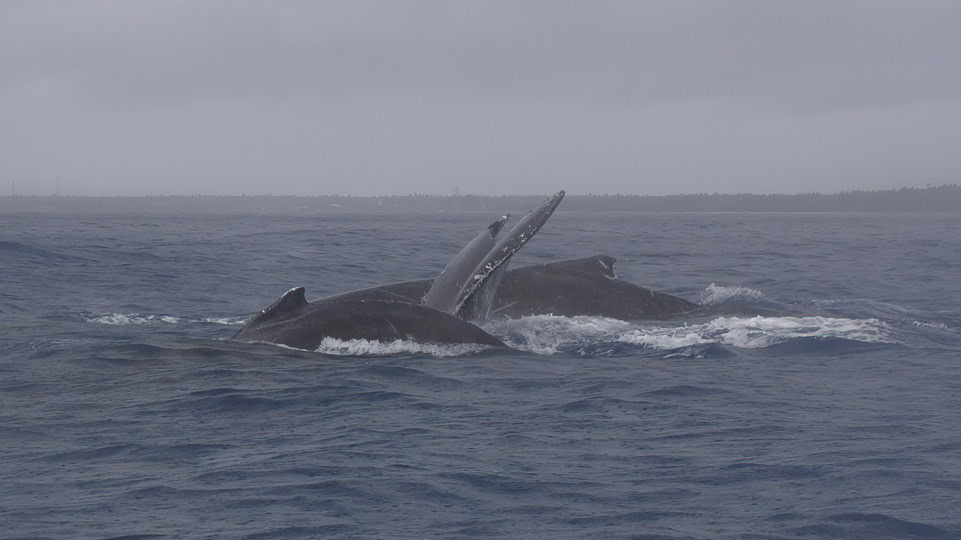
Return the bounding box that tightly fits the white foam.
[619,315,893,349]
[486,314,723,354]
[87,313,245,326]
[203,317,248,325]
[701,283,767,305]
[315,337,494,357]
[87,310,896,354]
[483,315,632,355]
[485,314,893,353]
[87,313,183,325]
[617,328,710,349]
[912,320,950,330]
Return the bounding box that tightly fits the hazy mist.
[3,1,960,196]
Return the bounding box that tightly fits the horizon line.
[3,184,958,199]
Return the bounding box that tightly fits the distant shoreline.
[1,185,959,214]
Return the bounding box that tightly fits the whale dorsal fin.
[592,255,617,279]
[268,286,308,314]
[243,286,308,328]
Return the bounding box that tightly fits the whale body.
[232,288,507,350]
[233,191,566,349]
[233,190,701,351]
[315,255,699,321]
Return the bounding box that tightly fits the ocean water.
[1,210,960,540]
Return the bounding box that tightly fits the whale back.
[492,255,700,320]
[234,298,506,349]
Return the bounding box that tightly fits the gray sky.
[3,1,960,196]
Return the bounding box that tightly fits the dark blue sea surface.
[2,210,960,540]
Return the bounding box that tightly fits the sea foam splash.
[87,313,247,326]
[487,314,893,353]
[88,311,894,355]
[619,315,893,349]
[87,313,182,325]
[315,337,495,357]
[484,315,631,355]
[700,283,768,305]
[202,317,249,326]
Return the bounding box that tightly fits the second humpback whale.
[323,255,698,321]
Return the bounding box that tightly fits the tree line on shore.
[1,184,958,214]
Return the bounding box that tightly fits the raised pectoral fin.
[453,190,565,319]
[423,215,509,314]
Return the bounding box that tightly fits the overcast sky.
[3,1,960,196]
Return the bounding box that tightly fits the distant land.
[1,185,959,214]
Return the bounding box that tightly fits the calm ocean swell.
[1,212,960,539]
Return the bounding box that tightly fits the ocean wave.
[87,313,182,325]
[912,320,951,330]
[483,315,631,355]
[700,283,768,305]
[486,314,894,354]
[86,313,247,326]
[619,315,893,349]
[314,337,495,357]
[86,310,898,356]
[203,316,249,325]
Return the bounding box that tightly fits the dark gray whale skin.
[233,192,566,350]
[491,256,699,320]
[232,256,699,350]
[313,255,700,321]
[233,191,699,351]
[425,190,566,320]
[232,287,507,350]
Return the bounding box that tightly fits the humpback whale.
[233,191,567,350]
[232,288,507,349]
[319,256,698,321]
[491,256,698,319]
[234,190,701,351]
